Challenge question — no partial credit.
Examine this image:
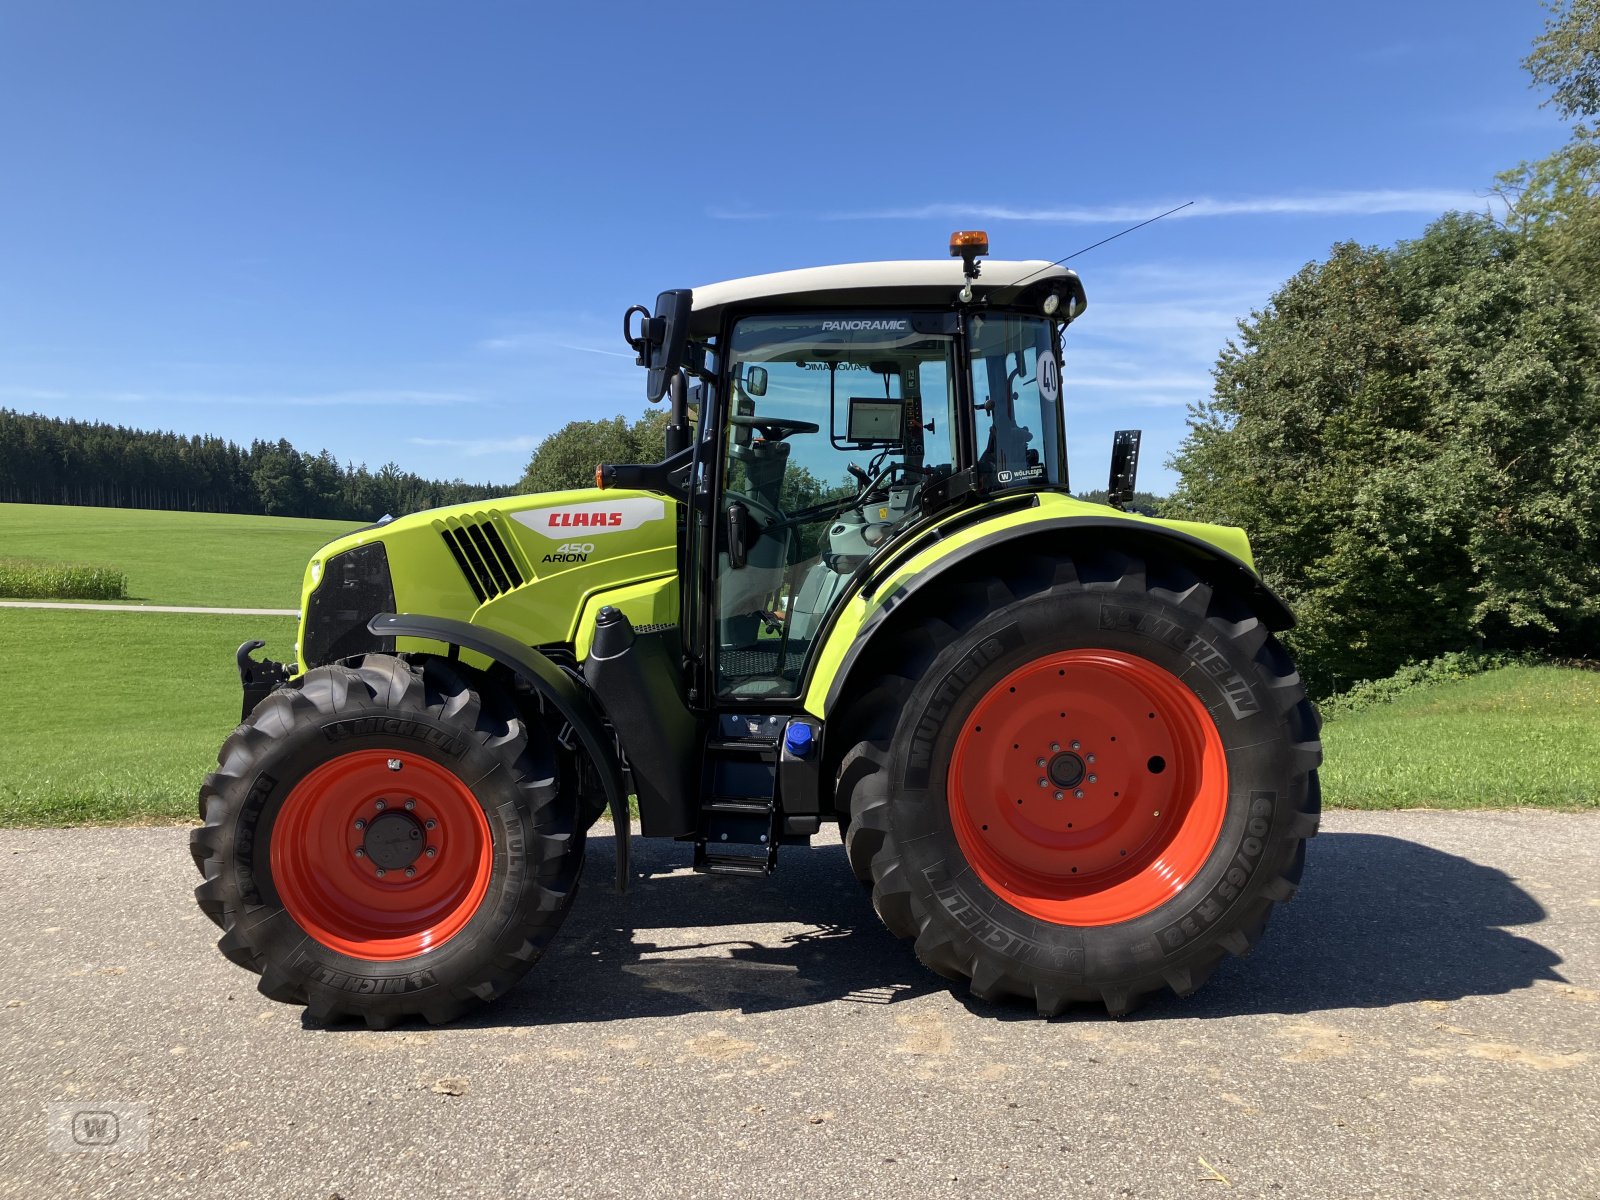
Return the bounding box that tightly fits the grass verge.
[0,502,359,608]
[0,609,298,825]
[1320,665,1600,810]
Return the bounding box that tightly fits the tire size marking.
[905,629,1023,789]
[1100,604,1261,718]
[924,866,1087,976]
[234,773,277,905]
[1155,793,1275,952]
[322,718,469,759]
[305,962,439,995]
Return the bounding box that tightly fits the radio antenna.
[1002,200,1195,293]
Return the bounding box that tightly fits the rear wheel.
[191,654,582,1027]
[836,549,1321,1016]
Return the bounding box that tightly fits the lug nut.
[375,868,387,878]
[353,847,365,857]
[1074,789,1085,799]
[387,758,402,771]
[1038,777,1049,788]
[1050,742,1061,752]
[425,846,438,857]
[404,798,416,811]
[1088,774,1098,784]
[425,818,437,830]
[1071,741,1081,751]
[354,818,366,830]
[405,867,416,878]
[1086,754,1096,764]
[1036,757,1047,767]
[374,799,386,810]
[1054,791,1064,801]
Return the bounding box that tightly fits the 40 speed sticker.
[512,495,666,536]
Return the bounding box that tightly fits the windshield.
[715,312,958,697]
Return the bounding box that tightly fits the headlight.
[301,542,397,667]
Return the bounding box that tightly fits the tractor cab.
[611,233,1088,704]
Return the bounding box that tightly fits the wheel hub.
[363,811,425,870]
[1047,751,1086,789]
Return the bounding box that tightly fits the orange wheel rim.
[948,649,1227,926]
[271,750,492,960]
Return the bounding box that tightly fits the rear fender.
[810,515,1296,720]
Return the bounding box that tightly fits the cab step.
[692,716,782,877]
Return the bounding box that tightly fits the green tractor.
[192,233,1320,1026]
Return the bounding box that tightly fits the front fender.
[367,613,631,890]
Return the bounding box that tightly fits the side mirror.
[1107,429,1142,511]
[743,366,768,397]
[624,289,694,403]
[725,502,750,569]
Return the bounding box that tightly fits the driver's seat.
[729,437,789,509]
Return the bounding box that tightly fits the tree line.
[0,409,512,521]
[1167,1,1600,694]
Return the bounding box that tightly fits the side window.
[969,314,1063,490]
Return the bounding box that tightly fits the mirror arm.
[687,342,717,384]
[664,372,691,458]
[597,444,696,504]
[1107,429,1142,511]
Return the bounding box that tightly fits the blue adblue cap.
[783,722,815,759]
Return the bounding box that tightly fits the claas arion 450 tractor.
[193,233,1320,1026]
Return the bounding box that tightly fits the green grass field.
[0,502,358,607]
[1320,665,1600,809]
[0,608,299,825]
[1,504,1597,825]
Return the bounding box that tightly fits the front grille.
[439,515,526,604]
[302,542,397,667]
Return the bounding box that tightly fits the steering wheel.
[729,414,820,442]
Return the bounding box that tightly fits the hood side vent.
[439,515,526,604]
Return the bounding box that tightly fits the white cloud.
[705,206,782,220]
[15,386,483,408]
[0,385,71,401]
[409,434,543,457]
[554,342,633,359]
[799,189,1501,224]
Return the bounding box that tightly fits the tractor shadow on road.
[464,830,1563,1027]
[1127,831,1567,1022]
[479,834,942,1027]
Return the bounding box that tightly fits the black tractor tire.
[191,653,583,1027]
[835,548,1321,1017]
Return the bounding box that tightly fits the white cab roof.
[688,259,1077,334]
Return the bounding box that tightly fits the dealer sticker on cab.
[512,495,666,536]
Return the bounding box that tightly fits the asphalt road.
[0,811,1594,1200]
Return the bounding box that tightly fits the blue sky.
[0,1,1572,494]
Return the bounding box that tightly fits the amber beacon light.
[948,230,989,257]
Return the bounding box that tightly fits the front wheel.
[191,654,583,1027]
[838,549,1321,1016]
